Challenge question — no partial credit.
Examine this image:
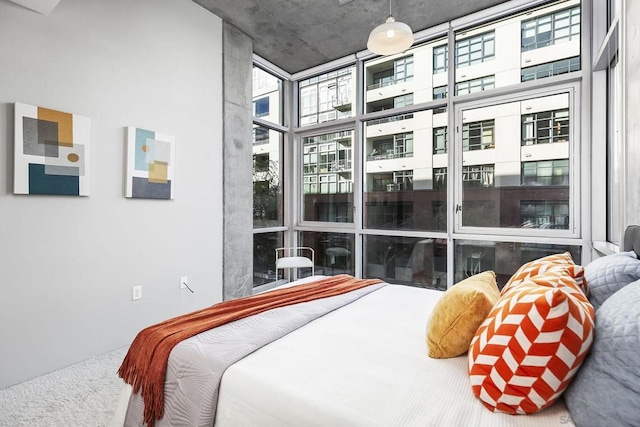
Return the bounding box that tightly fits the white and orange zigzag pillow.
[468,273,594,414]
[500,252,586,296]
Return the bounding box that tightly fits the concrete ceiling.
[193,0,510,74]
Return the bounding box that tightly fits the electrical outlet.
[180,276,188,289]
[132,285,142,301]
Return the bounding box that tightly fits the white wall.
[0,0,224,388]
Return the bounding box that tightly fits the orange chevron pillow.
[501,252,586,295]
[468,274,594,415]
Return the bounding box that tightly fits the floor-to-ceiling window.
[252,65,287,287]
[594,0,622,248]
[257,0,588,290]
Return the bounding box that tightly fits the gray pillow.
[564,280,640,427]
[584,251,640,310]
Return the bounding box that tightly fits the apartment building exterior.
[255,0,582,289]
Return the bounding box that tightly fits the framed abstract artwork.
[14,102,91,196]
[125,127,175,199]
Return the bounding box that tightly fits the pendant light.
[367,0,414,56]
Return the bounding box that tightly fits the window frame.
[433,44,448,74]
[454,83,581,239]
[455,31,495,68]
[282,0,590,290]
[455,75,496,95]
[521,5,581,52]
[521,108,570,145]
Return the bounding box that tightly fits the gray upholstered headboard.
[623,225,640,257]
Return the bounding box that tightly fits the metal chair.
[275,247,315,281]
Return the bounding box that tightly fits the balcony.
[367,76,413,91]
[332,95,352,113]
[367,113,414,126]
[319,160,352,174]
[367,151,413,162]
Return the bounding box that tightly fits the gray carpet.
[0,347,128,427]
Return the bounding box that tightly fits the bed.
[116,226,640,427]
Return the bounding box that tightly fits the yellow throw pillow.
[426,271,499,359]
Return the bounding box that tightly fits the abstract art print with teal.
[14,102,91,196]
[125,126,175,199]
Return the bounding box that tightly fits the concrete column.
[222,22,253,299]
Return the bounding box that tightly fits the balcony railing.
[463,141,495,151]
[253,138,269,146]
[367,76,414,90]
[367,151,413,161]
[367,113,414,126]
[319,160,352,173]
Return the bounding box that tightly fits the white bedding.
[214,281,575,427]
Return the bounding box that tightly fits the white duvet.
[214,282,575,427]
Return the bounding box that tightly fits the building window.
[395,56,414,83]
[252,66,284,232]
[463,164,494,188]
[394,133,413,158]
[394,170,413,191]
[522,159,569,186]
[433,44,448,74]
[521,56,581,82]
[456,31,495,68]
[254,153,270,172]
[462,120,495,151]
[433,167,447,189]
[303,175,317,194]
[369,56,414,90]
[368,132,413,160]
[521,6,581,52]
[520,201,569,229]
[253,125,269,145]
[299,66,354,127]
[394,93,414,108]
[522,109,569,145]
[433,85,448,100]
[318,174,337,194]
[433,127,447,154]
[302,130,353,222]
[456,75,495,95]
[371,170,413,192]
[371,173,393,192]
[253,97,269,117]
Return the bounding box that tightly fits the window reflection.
[253,128,283,228]
[299,66,355,127]
[460,93,571,230]
[365,236,448,290]
[253,232,284,287]
[301,232,355,276]
[364,109,447,231]
[302,130,354,222]
[454,240,581,289]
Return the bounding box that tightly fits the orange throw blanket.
[118,274,382,426]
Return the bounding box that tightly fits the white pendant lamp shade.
[367,15,414,56]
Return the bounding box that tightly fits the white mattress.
[214,283,574,427]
